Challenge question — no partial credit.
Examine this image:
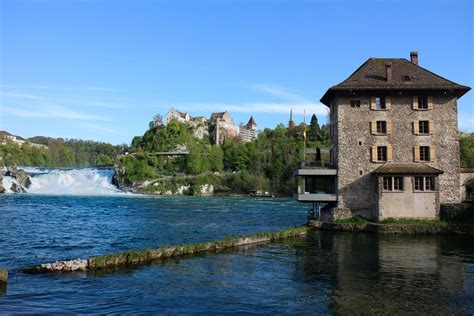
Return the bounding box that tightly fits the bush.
[440,203,474,222]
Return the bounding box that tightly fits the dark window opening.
[377,121,387,134]
[414,176,424,191]
[351,100,361,108]
[418,96,428,109]
[393,177,404,191]
[359,141,362,146]
[402,75,412,82]
[426,177,435,191]
[420,146,430,161]
[377,146,387,161]
[376,97,386,110]
[419,121,430,134]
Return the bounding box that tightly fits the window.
[418,96,428,109]
[414,176,424,191]
[402,75,412,82]
[376,97,386,110]
[383,177,393,191]
[419,121,429,134]
[382,176,404,191]
[426,177,435,191]
[377,121,387,134]
[414,176,436,191]
[377,146,387,161]
[351,100,361,108]
[420,146,430,161]
[393,177,404,191]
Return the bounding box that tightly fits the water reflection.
[292,232,473,314]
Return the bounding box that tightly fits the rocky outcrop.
[0,167,31,193]
[6,167,31,188]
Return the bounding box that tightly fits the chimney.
[385,62,392,81]
[410,51,418,65]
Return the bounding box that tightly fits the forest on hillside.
[0,137,126,168]
[117,115,329,195]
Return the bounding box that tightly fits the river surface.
[0,195,473,314]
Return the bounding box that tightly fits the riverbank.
[309,220,474,235]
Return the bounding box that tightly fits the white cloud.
[250,84,308,103]
[459,115,474,133]
[183,102,328,117]
[84,124,125,135]
[3,104,108,121]
[0,92,44,99]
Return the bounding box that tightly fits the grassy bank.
[24,226,309,273]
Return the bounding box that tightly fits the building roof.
[374,163,444,175]
[167,107,188,119]
[320,57,471,106]
[210,111,227,120]
[246,116,257,126]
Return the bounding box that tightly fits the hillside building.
[239,116,259,142]
[165,107,191,125]
[295,52,471,221]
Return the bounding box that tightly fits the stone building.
[295,52,470,221]
[164,107,191,125]
[209,111,239,145]
[239,116,258,142]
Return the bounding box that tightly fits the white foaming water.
[18,167,122,195]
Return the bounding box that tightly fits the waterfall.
[2,167,122,195]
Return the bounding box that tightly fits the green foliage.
[0,137,125,168]
[440,203,474,223]
[118,156,155,184]
[379,218,445,225]
[335,216,374,224]
[460,133,474,168]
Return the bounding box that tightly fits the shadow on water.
[0,283,6,296]
[289,231,474,315]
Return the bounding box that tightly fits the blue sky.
[1,0,473,145]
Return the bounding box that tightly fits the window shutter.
[387,144,393,162]
[430,146,436,162]
[429,120,435,134]
[428,96,433,110]
[414,146,420,162]
[371,121,376,134]
[372,145,377,162]
[413,121,419,135]
[412,96,418,110]
[387,121,392,135]
[385,96,392,110]
[370,97,376,110]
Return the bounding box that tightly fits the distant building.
[165,107,191,125]
[240,116,258,142]
[209,111,239,145]
[0,131,47,149]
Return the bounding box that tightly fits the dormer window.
[402,75,412,82]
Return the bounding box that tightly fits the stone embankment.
[23,226,309,273]
[309,221,474,235]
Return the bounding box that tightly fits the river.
[0,169,473,314]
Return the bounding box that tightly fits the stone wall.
[333,94,461,219]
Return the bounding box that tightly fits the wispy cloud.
[184,102,328,117]
[250,84,308,103]
[84,124,125,135]
[0,92,45,100]
[3,104,109,121]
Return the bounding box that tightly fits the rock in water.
[6,167,31,189]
